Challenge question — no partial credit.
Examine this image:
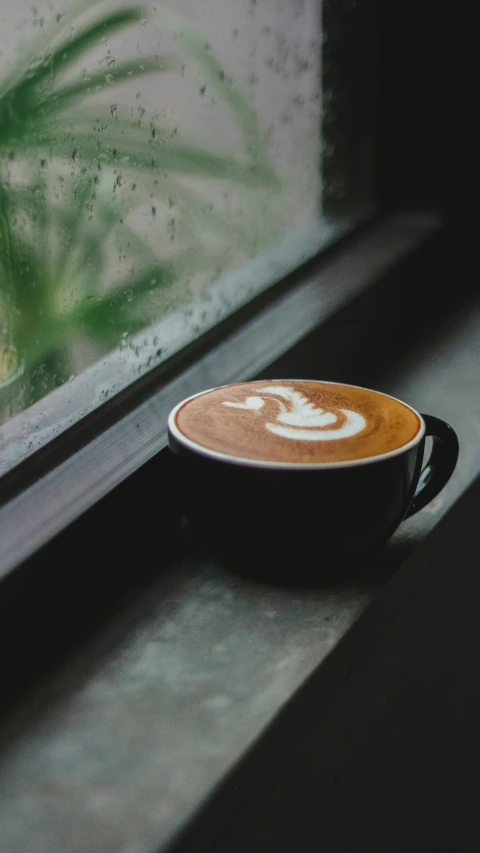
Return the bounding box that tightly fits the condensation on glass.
[0,0,374,473]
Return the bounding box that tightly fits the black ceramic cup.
[168,380,458,582]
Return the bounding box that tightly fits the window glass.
[0,0,374,474]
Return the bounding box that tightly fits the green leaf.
[0,8,150,143]
[27,55,178,120]
[38,8,144,77]
[5,235,46,313]
[74,264,174,345]
[0,0,280,378]
[3,8,144,107]
[23,345,71,404]
[150,7,269,163]
[0,0,111,97]
[0,172,56,300]
[180,32,263,158]
[98,209,161,268]
[53,175,103,283]
[6,123,278,187]
[0,181,16,304]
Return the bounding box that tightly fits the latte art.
[170,380,423,465]
[222,385,366,441]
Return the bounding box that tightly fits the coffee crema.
[171,380,423,465]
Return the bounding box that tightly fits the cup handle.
[405,414,459,518]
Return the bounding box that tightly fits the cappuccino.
[170,380,422,466]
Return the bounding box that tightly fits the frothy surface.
[172,380,422,464]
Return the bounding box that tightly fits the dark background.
[322,0,449,231]
[377,0,448,214]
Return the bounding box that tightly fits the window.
[0,0,374,475]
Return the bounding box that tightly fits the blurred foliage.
[0,0,278,407]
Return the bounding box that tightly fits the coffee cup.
[168,380,458,581]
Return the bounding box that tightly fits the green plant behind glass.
[0,0,278,407]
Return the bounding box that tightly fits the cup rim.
[168,379,426,470]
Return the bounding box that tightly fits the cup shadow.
[211,535,419,590]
